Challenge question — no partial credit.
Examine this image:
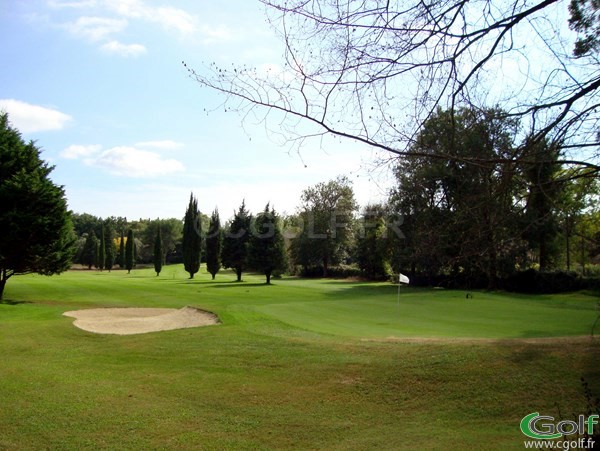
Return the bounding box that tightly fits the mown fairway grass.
[1,266,599,450]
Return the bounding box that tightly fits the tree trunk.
[323,256,329,278]
[189,273,194,279]
[266,273,271,285]
[236,267,242,282]
[211,273,215,280]
[565,215,571,271]
[0,278,6,301]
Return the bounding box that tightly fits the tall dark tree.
[222,200,252,282]
[81,231,98,270]
[98,225,106,271]
[182,193,201,279]
[522,139,564,271]
[0,113,75,299]
[392,107,525,288]
[356,204,393,280]
[250,204,286,284]
[102,223,116,272]
[153,227,164,276]
[118,229,125,268]
[205,208,222,280]
[125,229,135,274]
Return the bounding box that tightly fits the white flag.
[399,273,410,284]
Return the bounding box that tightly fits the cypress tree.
[98,225,106,271]
[81,231,98,270]
[0,113,75,299]
[118,229,125,268]
[249,204,286,284]
[206,208,222,280]
[154,227,164,276]
[222,200,251,282]
[105,226,115,272]
[125,229,135,274]
[182,193,201,279]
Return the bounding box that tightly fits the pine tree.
[98,225,106,271]
[105,226,115,272]
[118,229,125,268]
[182,193,201,279]
[0,113,75,299]
[206,208,222,280]
[154,227,164,276]
[125,229,135,274]
[250,204,286,284]
[222,200,252,282]
[80,231,98,269]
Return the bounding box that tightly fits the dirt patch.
[63,306,219,335]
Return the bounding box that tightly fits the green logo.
[520,412,599,440]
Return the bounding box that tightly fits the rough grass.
[0,266,599,450]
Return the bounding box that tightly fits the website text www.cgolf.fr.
[521,412,598,450]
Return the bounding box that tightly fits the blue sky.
[0,0,390,220]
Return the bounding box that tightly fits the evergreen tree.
[182,193,201,279]
[125,229,135,274]
[0,113,75,299]
[222,200,252,282]
[118,229,125,268]
[104,226,115,272]
[206,208,222,280]
[98,225,106,271]
[250,204,286,284]
[81,231,98,270]
[153,227,164,276]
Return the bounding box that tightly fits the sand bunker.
[63,306,219,335]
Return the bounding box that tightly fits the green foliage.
[249,204,287,284]
[0,113,75,299]
[356,204,393,280]
[205,208,222,280]
[182,194,201,279]
[569,0,600,56]
[125,229,135,274]
[521,138,564,270]
[80,231,98,269]
[222,200,252,281]
[153,227,164,276]
[291,176,357,277]
[504,269,584,294]
[98,225,106,271]
[392,107,526,288]
[118,229,125,268]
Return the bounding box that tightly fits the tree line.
[65,109,600,290]
[1,108,599,300]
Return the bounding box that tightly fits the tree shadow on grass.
[0,299,31,305]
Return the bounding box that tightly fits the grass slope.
[0,266,599,450]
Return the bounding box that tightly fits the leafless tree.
[185,0,600,177]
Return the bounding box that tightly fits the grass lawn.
[1,265,599,450]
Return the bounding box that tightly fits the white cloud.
[90,146,184,177]
[61,144,102,159]
[0,99,72,133]
[198,24,235,44]
[66,16,127,41]
[104,0,195,34]
[135,140,184,150]
[62,143,184,177]
[101,40,147,57]
[47,0,98,8]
